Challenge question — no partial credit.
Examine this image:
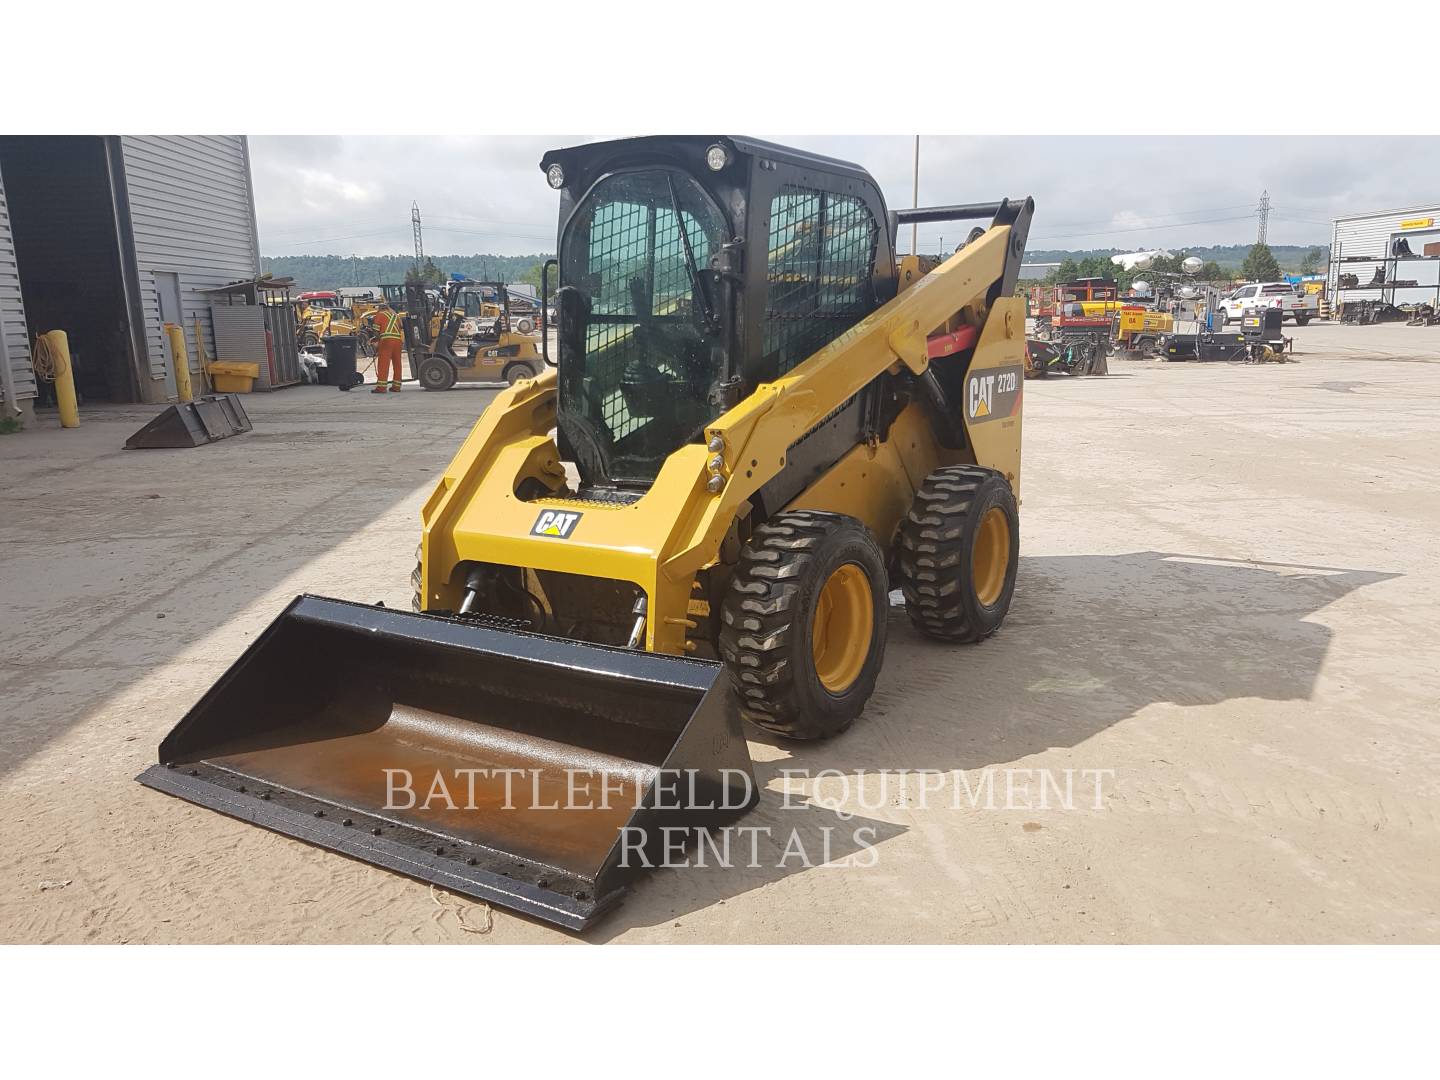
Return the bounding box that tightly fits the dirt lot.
[2,323,1437,944]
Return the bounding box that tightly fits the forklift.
[404,276,550,390]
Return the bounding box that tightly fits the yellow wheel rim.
[811,563,873,694]
[972,507,1011,607]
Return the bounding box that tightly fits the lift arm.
[659,208,1030,582]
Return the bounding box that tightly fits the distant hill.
[261,253,551,292]
[264,242,1330,292]
[1025,244,1328,272]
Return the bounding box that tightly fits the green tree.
[405,257,446,288]
[520,260,558,298]
[261,253,553,292]
[1299,246,1325,274]
[1241,242,1281,282]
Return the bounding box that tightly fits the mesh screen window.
[558,169,727,484]
[763,186,878,375]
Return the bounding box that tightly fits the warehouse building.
[0,136,261,424]
[1329,202,1440,308]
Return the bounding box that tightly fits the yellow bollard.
[165,323,193,403]
[43,330,80,429]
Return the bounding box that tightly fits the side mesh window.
[762,186,878,376]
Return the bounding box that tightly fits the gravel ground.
[1,322,1437,943]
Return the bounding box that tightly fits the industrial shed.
[0,136,261,423]
[1329,202,1440,309]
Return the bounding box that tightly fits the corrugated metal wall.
[0,159,35,406]
[120,136,261,401]
[1330,203,1440,306]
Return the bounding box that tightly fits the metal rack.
[1330,239,1440,311]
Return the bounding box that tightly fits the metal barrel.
[137,595,756,931]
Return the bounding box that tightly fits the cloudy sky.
[250,135,1440,258]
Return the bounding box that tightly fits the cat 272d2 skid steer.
[139,137,1033,931]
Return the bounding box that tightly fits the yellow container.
[207,361,260,394]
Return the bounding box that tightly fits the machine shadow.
[596,550,1395,935]
[780,551,1397,773]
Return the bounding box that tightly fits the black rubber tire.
[503,361,538,386]
[898,465,1019,643]
[417,355,456,391]
[719,510,888,741]
[1294,315,1311,326]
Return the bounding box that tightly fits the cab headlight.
[705,144,729,172]
[546,163,565,189]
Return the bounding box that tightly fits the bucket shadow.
[585,791,907,942]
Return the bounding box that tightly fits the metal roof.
[539,135,872,183]
[1332,202,1440,223]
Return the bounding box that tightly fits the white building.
[1017,262,1059,281]
[1330,203,1440,306]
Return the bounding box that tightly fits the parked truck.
[1216,281,1315,326]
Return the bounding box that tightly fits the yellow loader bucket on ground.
[137,596,756,931]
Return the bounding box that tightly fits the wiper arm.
[666,173,719,334]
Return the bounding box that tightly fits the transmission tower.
[411,201,425,271]
[1256,190,1270,246]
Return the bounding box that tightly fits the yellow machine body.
[139,138,1033,932]
[1114,305,1174,353]
[419,226,1025,656]
[450,330,544,384]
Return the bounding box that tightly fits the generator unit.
[1241,306,1290,361]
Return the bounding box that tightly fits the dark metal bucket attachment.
[124,393,252,449]
[137,596,756,931]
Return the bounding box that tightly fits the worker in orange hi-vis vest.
[364,302,405,394]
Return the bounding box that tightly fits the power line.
[1032,203,1258,232]
[422,225,554,244]
[261,218,398,239]
[1029,213,1259,243]
[427,213,553,230]
[1270,212,1332,227]
[280,228,411,247]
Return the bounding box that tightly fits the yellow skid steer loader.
[140,136,1032,931]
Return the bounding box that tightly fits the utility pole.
[411,201,425,274]
[911,136,920,255]
[1256,190,1270,246]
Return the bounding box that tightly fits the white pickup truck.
[1216,282,1316,326]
